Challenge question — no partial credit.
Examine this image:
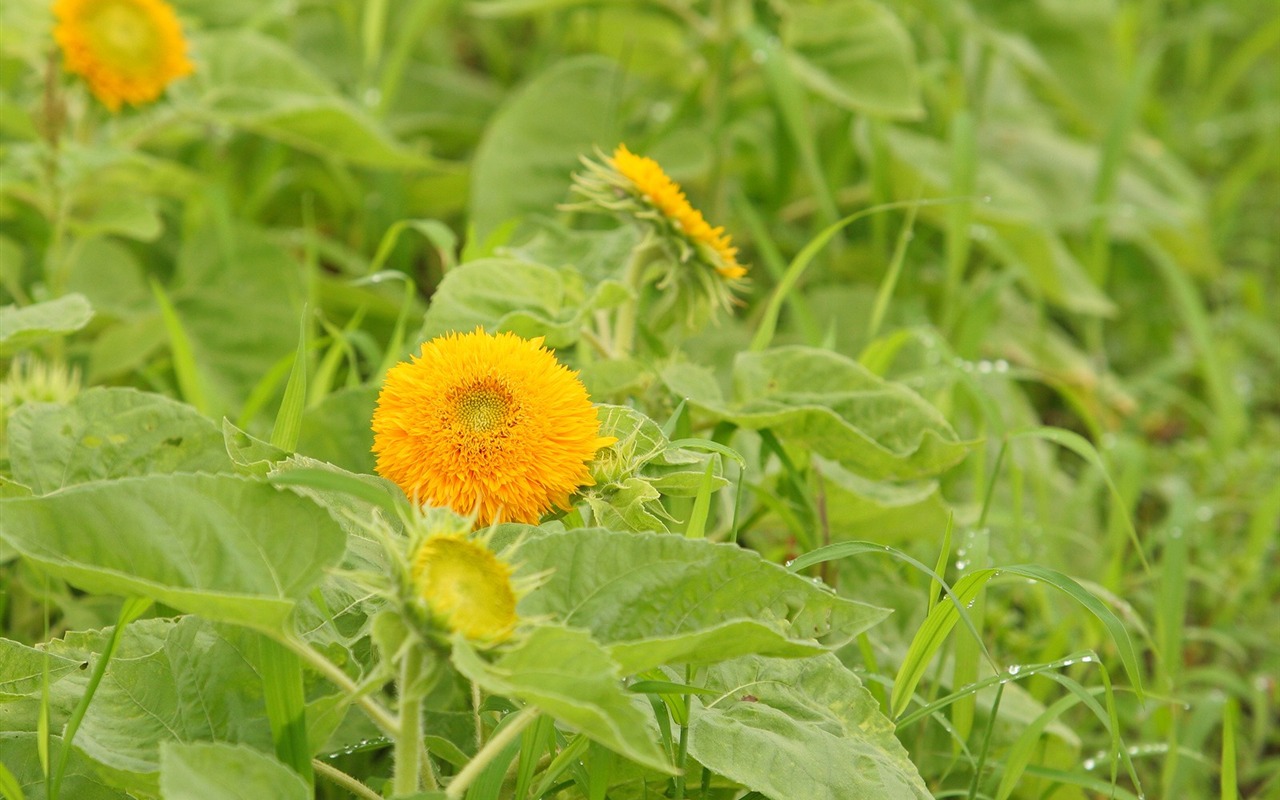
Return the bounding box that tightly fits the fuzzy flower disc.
[609,144,747,279]
[411,533,519,642]
[53,0,193,111]
[372,328,612,524]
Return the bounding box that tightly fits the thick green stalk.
[611,242,653,357]
[393,646,425,796]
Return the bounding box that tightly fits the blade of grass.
[258,635,314,785]
[890,564,1145,720]
[270,306,309,452]
[732,192,822,345]
[0,761,22,800]
[531,734,590,800]
[514,714,555,800]
[1138,235,1246,451]
[49,597,152,800]
[866,196,920,340]
[951,525,989,750]
[149,279,211,416]
[750,198,966,352]
[741,26,839,227]
[927,514,954,615]
[1009,427,1151,574]
[943,110,976,331]
[1221,696,1238,800]
[789,541,998,681]
[1088,49,1157,287]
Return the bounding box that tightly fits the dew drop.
[1082,758,1097,771]
[954,560,969,571]
[1006,665,1021,676]
[1079,655,1093,663]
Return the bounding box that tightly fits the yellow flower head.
[608,144,747,280]
[411,528,520,643]
[53,0,193,112]
[372,328,614,525]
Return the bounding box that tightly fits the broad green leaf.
[70,195,162,241]
[66,237,151,318]
[469,57,621,237]
[222,419,288,476]
[194,31,426,168]
[296,385,378,476]
[159,742,309,800]
[0,734,130,800]
[512,528,888,673]
[689,654,931,800]
[0,294,93,355]
[784,0,923,118]
[171,223,304,418]
[419,258,628,349]
[813,456,950,541]
[49,618,275,789]
[7,388,230,494]
[0,640,80,700]
[0,474,346,631]
[665,348,971,480]
[451,625,672,773]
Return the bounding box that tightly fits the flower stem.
[312,759,382,800]
[445,707,539,800]
[612,241,654,358]
[393,646,425,796]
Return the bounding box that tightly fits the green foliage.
[2,0,1276,797]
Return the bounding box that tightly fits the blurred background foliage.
[2,0,1277,797]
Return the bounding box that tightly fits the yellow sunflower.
[53,0,193,112]
[411,530,520,642]
[608,145,747,280]
[372,328,614,525]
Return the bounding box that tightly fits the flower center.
[451,381,512,433]
[85,1,161,69]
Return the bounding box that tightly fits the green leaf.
[159,742,310,800]
[0,474,346,631]
[585,406,728,533]
[0,734,130,800]
[7,388,231,494]
[0,294,93,355]
[665,348,972,480]
[39,618,278,790]
[270,310,309,452]
[451,625,672,774]
[689,654,931,800]
[783,0,923,118]
[890,565,1144,719]
[419,258,627,349]
[222,419,289,476]
[170,223,304,418]
[512,528,888,674]
[195,31,428,168]
[469,56,621,238]
[0,639,80,700]
[71,196,163,241]
[296,385,379,476]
